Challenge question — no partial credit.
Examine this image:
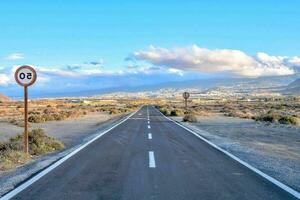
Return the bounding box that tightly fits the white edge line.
[156,108,300,199]
[148,133,152,139]
[1,107,141,200]
[148,151,156,168]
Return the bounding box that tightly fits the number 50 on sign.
[15,65,37,87]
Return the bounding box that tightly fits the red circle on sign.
[14,65,37,87]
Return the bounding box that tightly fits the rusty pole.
[24,86,29,154]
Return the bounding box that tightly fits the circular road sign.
[183,92,190,99]
[15,65,37,87]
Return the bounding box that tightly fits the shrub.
[52,113,65,121]
[169,109,185,116]
[43,108,57,114]
[255,113,299,125]
[28,110,77,123]
[0,150,30,170]
[278,116,298,125]
[0,129,64,171]
[160,108,171,116]
[8,129,64,155]
[28,115,45,123]
[109,109,119,115]
[170,110,178,116]
[183,113,197,123]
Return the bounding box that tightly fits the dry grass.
[0,98,140,125]
[0,150,31,171]
[183,113,197,122]
[155,97,300,126]
[0,129,64,171]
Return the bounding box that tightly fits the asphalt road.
[6,106,298,200]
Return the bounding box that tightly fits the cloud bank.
[0,74,10,86]
[4,53,25,60]
[1,46,300,97]
[131,45,300,77]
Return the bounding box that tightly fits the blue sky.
[1,1,300,97]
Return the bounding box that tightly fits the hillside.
[281,78,300,95]
[0,94,11,102]
[288,78,300,88]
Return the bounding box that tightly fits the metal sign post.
[182,92,190,112]
[14,65,37,154]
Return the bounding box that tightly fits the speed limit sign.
[183,91,190,111]
[14,65,37,87]
[14,65,37,154]
[183,91,190,99]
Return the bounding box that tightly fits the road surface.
[4,106,298,200]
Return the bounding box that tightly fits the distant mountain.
[137,73,300,91]
[7,73,300,99]
[0,94,11,102]
[281,78,300,95]
[288,78,300,87]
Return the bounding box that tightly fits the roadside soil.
[172,114,300,192]
[0,112,117,147]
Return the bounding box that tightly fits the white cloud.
[0,74,10,86]
[131,45,299,77]
[167,68,184,76]
[4,53,24,60]
[38,67,80,77]
[287,56,300,65]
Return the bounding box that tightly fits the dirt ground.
[0,112,117,147]
[172,114,300,192]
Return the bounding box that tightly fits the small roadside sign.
[183,92,190,111]
[14,65,37,154]
[183,91,190,99]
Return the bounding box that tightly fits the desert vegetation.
[182,113,198,122]
[0,129,64,171]
[0,98,140,126]
[156,105,198,122]
[156,96,300,126]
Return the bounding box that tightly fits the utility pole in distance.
[14,65,37,154]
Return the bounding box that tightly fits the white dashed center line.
[148,125,151,129]
[148,133,152,139]
[149,151,156,168]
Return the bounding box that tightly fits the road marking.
[148,133,152,139]
[148,121,150,124]
[129,117,147,120]
[149,151,156,168]
[146,106,149,116]
[0,108,142,200]
[148,125,151,129]
[156,108,300,199]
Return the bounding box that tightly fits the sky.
[0,0,300,97]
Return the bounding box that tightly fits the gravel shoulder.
[172,114,300,192]
[0,112,129,196]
